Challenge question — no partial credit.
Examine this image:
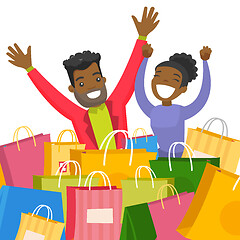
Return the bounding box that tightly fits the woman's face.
[151,66,187,102]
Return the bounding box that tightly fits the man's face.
[69,62,107,108]
[151,66,187,101]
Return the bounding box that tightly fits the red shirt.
[27,39,146,149]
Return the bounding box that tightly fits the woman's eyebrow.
[156,70,162,73]
[173,73,181,78]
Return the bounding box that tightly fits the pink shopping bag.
[66,171,122,240]
[148,184,194,239]
[0,126,50,188]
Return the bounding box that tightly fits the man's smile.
[86,89,101,99]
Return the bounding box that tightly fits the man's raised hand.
[132,7,160,37]
[7,44,32,69]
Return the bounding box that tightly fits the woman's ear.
[181,86,187,93]
[102,77,106,83]
[68,85,75,93]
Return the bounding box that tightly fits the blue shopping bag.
[0,185,65,239]
[123,128,159,159]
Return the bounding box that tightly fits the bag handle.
[32,204,53,221]
[57,129,79,152]
[13,126,37,151]
[55,160,81,188]
[157,184,181,210]
[201,118,228,139]
[135,166,156,189]
[99,130,133,166]
[168,142,195,172]
[84,171,112,190]
[132,128,148,144]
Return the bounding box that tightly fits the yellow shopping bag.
[177,163,240,239]
[44,129,85,175]
[15,205,64,240]
[0,164,5,188]
[183,118,240,173]
[70,130,157,188]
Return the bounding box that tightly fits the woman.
[135,44,212,157]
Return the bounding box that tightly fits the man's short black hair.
[63,51,101,87]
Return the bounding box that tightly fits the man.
[7,7,159,149]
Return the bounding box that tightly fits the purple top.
[135,58,211,157]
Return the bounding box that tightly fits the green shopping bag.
[33,160,99,223]
[150,142,220,193]
[121,166,174,221]
[120,203,156,240]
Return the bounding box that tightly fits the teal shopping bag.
[0,185,65,240]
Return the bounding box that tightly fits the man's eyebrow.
[92,72,101,76]
[156,71,162,73]
[173,73,181,78]
[76,76,84,81]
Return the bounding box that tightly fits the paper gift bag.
[67,171,122,240]
[44,129,85,175]
[123,128,159,159]
[177,163,240,239]
[150,142,220,193]
[15,205,64,240]
[70,130,157,188]
[33,160,99,223]
[0,164,5,188]
[183,118,240,173]
[0,185,65,239]
[121,166,174,221]
[148,184,194,239]
[0,126,50,188]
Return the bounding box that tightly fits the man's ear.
[102,77,106,83]
[181,86,187,93]
[68,85,75,93]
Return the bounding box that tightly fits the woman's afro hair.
[170,53,198,84]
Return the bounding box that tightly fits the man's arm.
[182,46,212,120]
[7,44,81,120]
[109,7,159,105]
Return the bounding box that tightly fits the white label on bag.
[23,230,45,240]
[87,208,113,223]
[193,150,216,158]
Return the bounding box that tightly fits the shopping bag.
[0,185,65,239]
[0,164,5,188]
[148,184,194,239]
[120,203,157,240]
[44,129,85,175]
[15,204,64,240]
[177,163,240,239]
[121,166,174,221]
[33,160,99,223]
[123,128,159,159]
[183,117,240,173]
[0,126,50,188]
[150,142,220,193]
[70,130,157,188]
[66,171,122,240]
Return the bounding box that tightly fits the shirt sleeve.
[182,60,211,120]
[135,58,154,117]
[108,38,147,105]
[27,68,82,120]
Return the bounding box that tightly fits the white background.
[1,0,240,171]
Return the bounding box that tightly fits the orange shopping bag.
[183,118,240,173]
[44,129,85,175]
[177,163,240,239]
[0,164,5,188]
[70,130,157,188]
